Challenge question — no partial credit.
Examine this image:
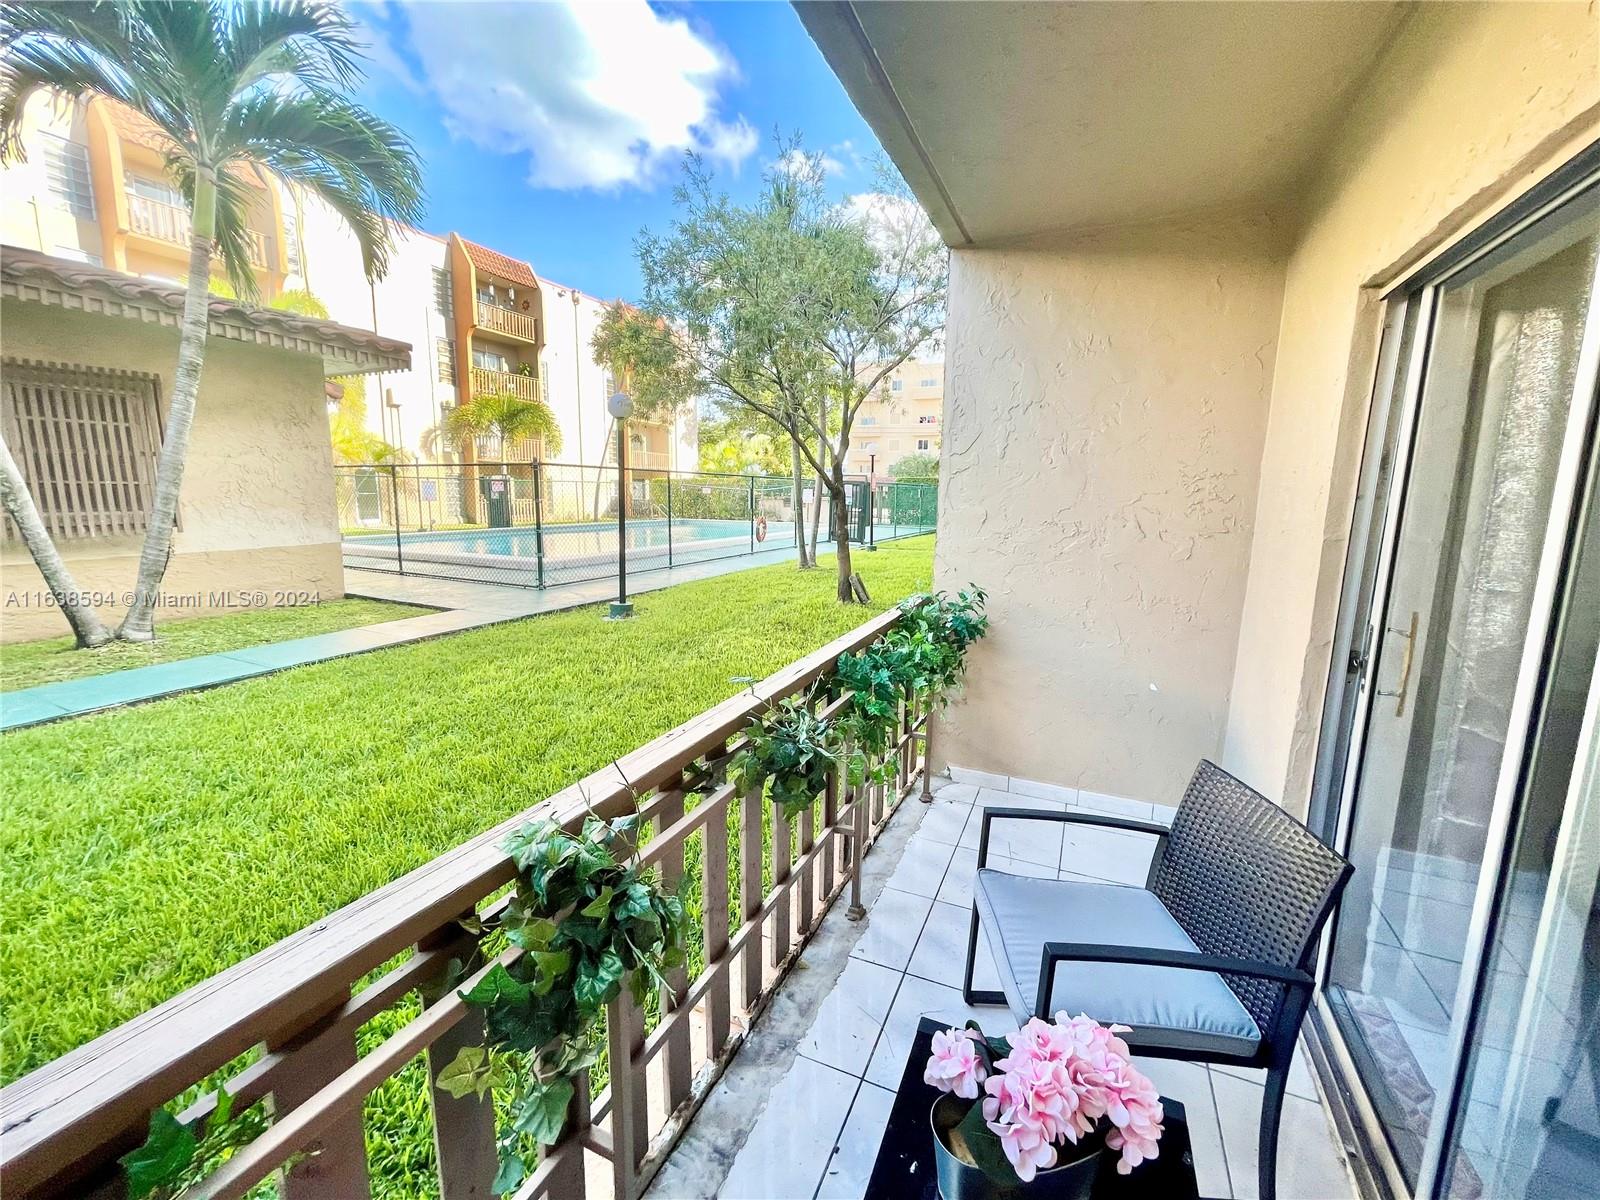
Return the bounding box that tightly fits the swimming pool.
[345,518,766,559]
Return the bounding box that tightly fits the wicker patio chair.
[961,759,1352,1200]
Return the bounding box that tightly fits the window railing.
[476,299,539,342]
[0,612,932,1199]
[127,193,268,267]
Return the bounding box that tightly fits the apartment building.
[0,91,696,473]
[841,357,943,480]
[0,94,288,297]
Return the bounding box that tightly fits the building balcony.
[469,366,540,402]
[629,448,671,470]
[126,193,268,267]
[475,299,539,343]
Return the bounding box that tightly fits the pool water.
[346,518,766,560]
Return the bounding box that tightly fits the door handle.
[1375,611,1419,717]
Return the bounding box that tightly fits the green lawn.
[1,598,432,692]
[0,537,934,1091]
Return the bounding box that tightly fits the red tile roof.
[461,238,538,289]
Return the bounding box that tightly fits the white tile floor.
[703,778,1358,1200]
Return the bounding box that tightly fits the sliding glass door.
[1317,176,1600,1198]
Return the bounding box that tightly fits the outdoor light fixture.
[606,390,635,619]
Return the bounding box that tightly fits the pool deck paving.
[0,536,887,731]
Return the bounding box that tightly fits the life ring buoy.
[755,515,769,543]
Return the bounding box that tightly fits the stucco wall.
[934,214,1288,802]
[1,300,344,642]
[1223,1,1600,813]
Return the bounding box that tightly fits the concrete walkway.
[0,537,867,732]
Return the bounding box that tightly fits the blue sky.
[351,1,888,301]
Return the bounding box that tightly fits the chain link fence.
[335,461,936,591]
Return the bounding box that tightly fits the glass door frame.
[1307,149,1600,1200]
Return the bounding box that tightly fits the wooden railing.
[0,610,933,1199]
[476,300,539,342]
[126,193,268,267]
[469,365,540,402]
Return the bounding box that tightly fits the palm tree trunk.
[789,438,811,568]
[0,434,112,647]
[119,170,218,641]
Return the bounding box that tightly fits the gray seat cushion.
[974,869,1261,1057]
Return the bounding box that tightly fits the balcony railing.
[470,366,540,402]
[476,300,539,342]
[0,611,930,1199]
[126,193,268,267]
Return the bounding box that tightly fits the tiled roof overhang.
[1,246,411,376]
[461,239,539,289]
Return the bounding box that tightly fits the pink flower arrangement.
[924,1013,1164,1182]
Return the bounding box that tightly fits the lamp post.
[864,441,879,551]
[607,390,634,619]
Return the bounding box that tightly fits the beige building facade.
[843,358,943,480]
[805,4,1600,1199]
[0,249,408,643]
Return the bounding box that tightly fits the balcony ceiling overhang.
[795,0,1408,247]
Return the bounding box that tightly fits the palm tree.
[439,391,563,462]
[0,1,423,642]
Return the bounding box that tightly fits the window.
[859,416,877,426]
[41,134,95,218]
[540,361,550,399]
[432,267,453,317]
[436,338,455,383]
[127,174,184,206]
[1,360,161,539]
[891,379,903,391]
[472,347,509,373]
[283,206,302,274]
[603,370,616,399]
[916,439,931,451]
[920,377,937,388]
[918,415,938,424]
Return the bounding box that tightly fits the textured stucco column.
[933,214,1288,803]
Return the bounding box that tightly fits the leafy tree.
[889,452,939,482]
[439,391,563,462]
[0,0,423,644]
[628,144,946,600]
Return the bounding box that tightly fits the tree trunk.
[0,434,113,647]
[789,438,811,568]
[828,463,854,602]
[807,398,826,565]
[118,171,219,641]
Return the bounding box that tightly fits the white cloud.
[838,190,931,258]
[776,146,845,179]
[379,0,756,190]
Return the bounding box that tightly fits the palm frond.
[165,151,260,302]
[1,2,192,160]
[220,88,423,279]
[221,1,363,95]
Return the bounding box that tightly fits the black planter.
[930,1095,1103,1200]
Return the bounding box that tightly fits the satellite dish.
[607,391,634,421]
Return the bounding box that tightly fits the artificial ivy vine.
[438,814,689,1194]
[737,586,989,803]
